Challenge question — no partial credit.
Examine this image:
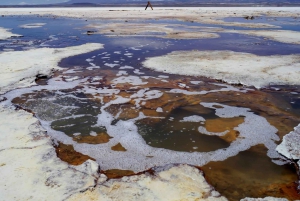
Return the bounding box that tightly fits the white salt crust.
[0,27,22,40]
[240,197,288,201]
[143,50,300,88]
[0,106,100,201]
[37,96,281,172]
[0,43,104,94]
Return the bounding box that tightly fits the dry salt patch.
[0,43,103,94]
[19,23,46,29]
[143,50,300,88]
[0,27,22,40]
[119,66,134,69]
[104,63,118,68]
[116,71,128,76]
[180,115,205,122]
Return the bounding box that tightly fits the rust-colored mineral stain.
[102,169,135,179]
[73,132,112,144]
[111,143,127,151]
[55,142,95,165]
[204,117,244,142]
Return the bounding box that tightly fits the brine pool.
[1,15,300,200]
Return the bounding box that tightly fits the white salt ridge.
[0,27,22,40]
[143,50,300,88]
[169,83,248,95]
[116,71,128,76]
[133,69,144,75]
[156,107,163,113]
[112,76,148,86]
[0,43,104,94]
[198,126,229,136]
[240,197,288,201]
[19,23,46,29]
[180,115,205,122]
[191,81,203,85]
[276,123,300,166]
[158,75,169,79]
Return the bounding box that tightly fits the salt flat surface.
[143,50,300,88]
[0,43,103,94]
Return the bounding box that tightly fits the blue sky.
[0,0,68,5]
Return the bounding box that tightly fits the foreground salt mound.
[69,164,227,201]
[0,106,227,201]
[0,27,22,40]
[0,106,100,201]
[0,43,104,94]
[276,124,300,173]
[143,50,300,88]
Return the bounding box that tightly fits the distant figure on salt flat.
[145,1,153,10]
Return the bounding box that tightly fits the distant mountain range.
[1,0,300,7]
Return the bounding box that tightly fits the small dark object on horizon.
[87,30,96,35]
[145,1,153,10]
[244,16,255,20]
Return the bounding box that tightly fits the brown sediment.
[55,142,95,165]
[202,145,299,201]
[73,132,112,144]
[200,90,300,140]
[111,143,127,151]
[203,117,244,142]
[102,169,135,179]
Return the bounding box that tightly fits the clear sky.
[0,0,68,5]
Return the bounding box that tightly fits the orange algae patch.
[73,132,112,144]
[202,145,299,201]
[102,169,135,179]
[111,143,127,151]
[55,142,95,165]
[204,117,244,142]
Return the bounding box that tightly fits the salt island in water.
[0,7,300,201]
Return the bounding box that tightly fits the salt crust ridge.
[0,27,22,40]
[0,43,104,94]
[276,123,300,176]
[0,106,226,201]
[143,50,300,88]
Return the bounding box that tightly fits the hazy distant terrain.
[1,0,300,6]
